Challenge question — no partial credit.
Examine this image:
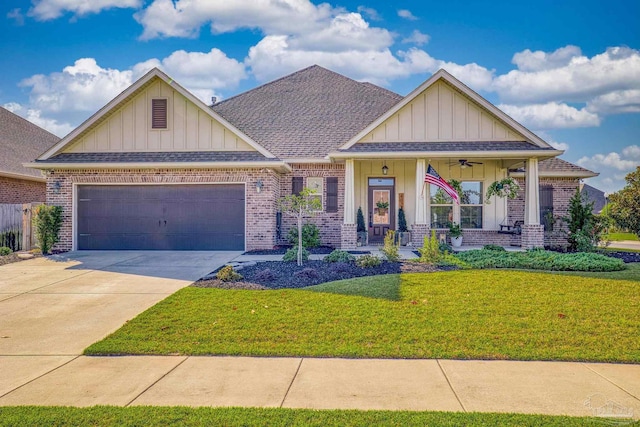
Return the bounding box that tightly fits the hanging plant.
[485,177,521,204]
[376,200,389,209]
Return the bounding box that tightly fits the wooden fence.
[0,203,38,252]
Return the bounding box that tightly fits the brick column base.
[411,224,430,247]
[341,223,357,250]
[521,224,544,249]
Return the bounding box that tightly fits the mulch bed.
[193,260,455,290]
[242,246,370,256]
[605,251,640,263]
[0,253,23,267]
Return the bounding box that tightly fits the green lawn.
[604,232,639,241]
[85,269,640,363]
[554,262,640,281]
[0,406,612,427]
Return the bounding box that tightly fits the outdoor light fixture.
[53,180,62,194]
[382,162,389,175]
[256,180,263,193]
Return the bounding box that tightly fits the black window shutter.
[326,177,338,212]
[292,177,303,195]
[539,185,554,230]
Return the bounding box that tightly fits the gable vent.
[151,98,168,129]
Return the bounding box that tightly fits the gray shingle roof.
[211,65,402,159]
[0,107,60,178]
[41,151,274,163]
[538,157,595,174]
[581,183,607,214]
[340,141,553,153]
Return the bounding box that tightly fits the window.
[430,185,453,228]
[292,177,303,195]
[307,177,323,210]
[540,185,554,231]
[151,98,168,129]
[460,181,483,229]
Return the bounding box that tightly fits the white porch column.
[343,158,355,224]
[524,157,540,225]
[414,159,427,224]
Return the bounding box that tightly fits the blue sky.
[2,0,638,194]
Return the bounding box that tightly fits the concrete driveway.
[0,251,240,355]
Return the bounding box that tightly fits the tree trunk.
[297,208,303,266]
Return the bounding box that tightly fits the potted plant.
[396,207,411,246]
[485,177,520,204]
[449,222,463,248]
[356,206,367,246]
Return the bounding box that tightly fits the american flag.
[425,164,460,204]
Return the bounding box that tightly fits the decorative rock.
[17,253,34,260]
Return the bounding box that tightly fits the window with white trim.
[429,185,453,228]
[306,177,323,210]
[460,181,483,229]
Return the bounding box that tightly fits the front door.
[368,178,395,244]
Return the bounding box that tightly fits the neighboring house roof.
[580,183,607,214]
[211,65,403,160]
[510,158,598,178]
[0,107,60,181]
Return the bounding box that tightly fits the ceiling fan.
[450,159,483,168]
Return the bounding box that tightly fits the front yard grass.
[604,232,639,241]
[0,406,607,427]
[85,270,640,363]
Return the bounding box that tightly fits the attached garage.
[76,184,245,250]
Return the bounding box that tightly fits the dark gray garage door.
[77,184,245,250]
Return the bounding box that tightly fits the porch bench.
[498,220,523,235]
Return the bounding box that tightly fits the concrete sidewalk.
[0,355,638,419]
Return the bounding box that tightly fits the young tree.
[565,187,598,251]
[608,166,640,237]
[278,188,322,266]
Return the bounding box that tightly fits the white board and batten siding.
[359,81,525,143]
[64,80,255,153]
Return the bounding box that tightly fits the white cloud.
[493,46,640,104]
[135,0,335,40]
[28,0,141,21]
[498,102,601,129]
[3,102,74,137]
[535,131,570,152]
[586,89,640,114]
[511,45,582,72]
[576,145,640,194]
[7,8,25,25]
[402,30,430,46]
[397,9,417,20]
[577,145,640,171]
[356,6,380,21]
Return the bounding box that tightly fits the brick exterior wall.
[278,163,345,248]
[0,176,46,204]
[46,168,279,252]
[507,177,579,249]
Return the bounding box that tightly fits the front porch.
[339,157,546,250]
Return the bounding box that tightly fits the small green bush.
[438,242,453,253]
[0,246,13,256]
[356,207,366,233]
[418,230,442,264]
[438,253,471,269]
[33,205,63,254]
[283,246,310,262]
[455,248,624,272]
[483,244,506,251]
[287,223,321,248]
[216,265,243,282]
[356,254,382,268]
[380,230,400,262]
[324,250,355,263]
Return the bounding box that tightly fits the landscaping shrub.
[418,230,441,264]
[324,250,355,263]
[438,253,471,269]
[287,223,321,248]
[216,265,243,282]
[0,246,12,256]
[397,208,408,232]
[32,205,63,254]
[294,268,319,279]
[253,268,276,282]
[356,207,366,233]
[566,187,604,252]
[483,244,506,251]
[355,254,382,268]
[0,230,20,252]
[438,242,453,253]
[380,230,400,262]
[283,246,310,262]
[455,248,624,272]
